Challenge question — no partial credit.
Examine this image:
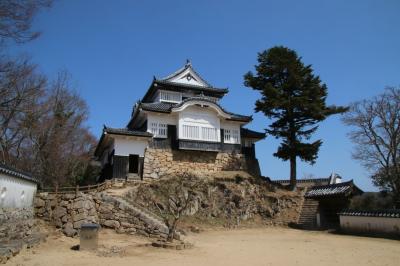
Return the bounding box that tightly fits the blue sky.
[10,0,400,191]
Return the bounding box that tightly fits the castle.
[94,61,265,180]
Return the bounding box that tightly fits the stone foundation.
[143,148,258,179]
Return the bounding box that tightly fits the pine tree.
[244,46,347,190]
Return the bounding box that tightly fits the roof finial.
[185,59,191,67]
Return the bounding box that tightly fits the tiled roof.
[104,126,153,137]
[241,128,266,139]
[0,163,38,184]
[339,209,400,218]
[140,102,176,113]
[272,178,330,185]
[305,180,363,198]
[154,80,228,94]
[142,80,228,103]
[140,97,252,122]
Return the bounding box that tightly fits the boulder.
[72,212,87,222]
[34,198,45,208]
[53,206,67,219]
[72,200,85,209]
[73,220,86,229]
[63,223,77,237]
[103,220,120,229]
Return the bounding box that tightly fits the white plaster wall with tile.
[0,173,37,208]
[340,215,400,235]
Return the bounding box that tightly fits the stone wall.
[0,208,35,243]
[34,192,168,238]
[0,208,44,263]
[35,192,98,237]
[143,148,259,179]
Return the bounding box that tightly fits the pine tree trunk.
[289,156,297,191]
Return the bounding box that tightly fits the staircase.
[297,198,319,229]
[99,192,169,237]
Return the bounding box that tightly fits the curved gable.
[171,99,231,119]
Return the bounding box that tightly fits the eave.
[0,163,39,184]
[141,80,228,103]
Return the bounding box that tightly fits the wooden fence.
[38,181,110,194]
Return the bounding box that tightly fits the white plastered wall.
[147,113,178,129]
[0,173,37,208]
[113,135,149,157]
[178,105,221,141]
[340,215,400,234]
[221,120,242,144]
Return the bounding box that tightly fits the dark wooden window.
[128,154,139,173]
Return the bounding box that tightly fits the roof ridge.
[272,177,330,183]
[154,79,227,91]
[310,180,354,189]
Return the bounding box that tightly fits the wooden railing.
[38,181,110,194]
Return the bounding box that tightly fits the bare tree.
[144,173,205,242]
[343,87,400,207]
[25,71,97,186]
[0,57,46,163]
[0,0,52,44]
[0,1,96,186]
[1,68,96,186]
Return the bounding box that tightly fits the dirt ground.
[8,227,400,266]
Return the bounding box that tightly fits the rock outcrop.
[127,176,304,227]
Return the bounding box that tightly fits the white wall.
[113,136,149,157]
[178,106,221,142]
[221,121,241,144]
[147,113,178,127]
[340,215,400,235]
[0,173,37,208]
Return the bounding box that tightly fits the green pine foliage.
[244,46,347,189]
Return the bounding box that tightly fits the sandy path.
[9,227,400,266]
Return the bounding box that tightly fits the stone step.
[296,198,319,229]
[100,193,169,236]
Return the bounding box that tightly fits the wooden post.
[76,185,79,196]
[88,184,91,192]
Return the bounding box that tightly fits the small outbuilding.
[297,176,363,229]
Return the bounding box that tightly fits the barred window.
[223,128,240,144]
[160,91,182,103]
[150,122,168,138]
